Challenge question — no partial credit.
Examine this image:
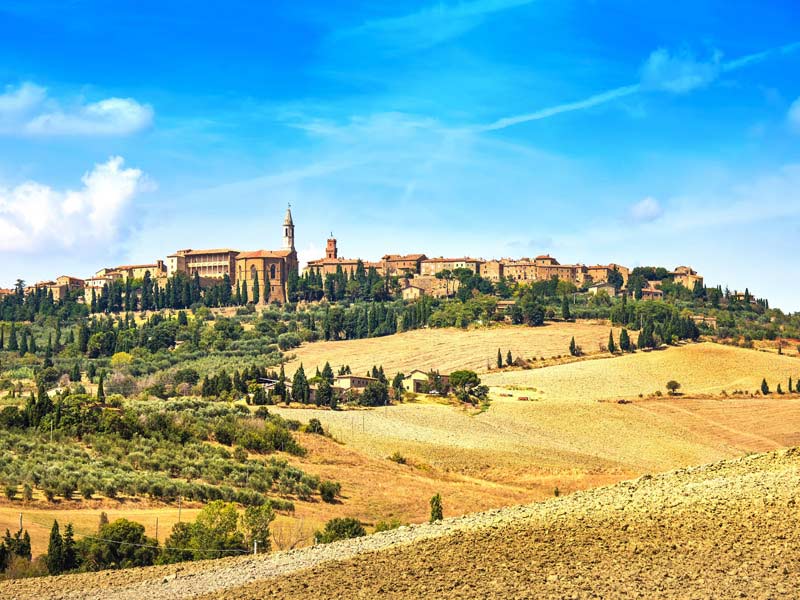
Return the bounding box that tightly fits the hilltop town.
[3,206,708,308]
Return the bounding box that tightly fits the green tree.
[241,504,275,552]
[252,271,260,304]
[619,328,631,352]
[496,348,502,369]
[97,373,105,402]
[449,370,488,405]
[314,517,365,544]
[505,350,513,366]
[62,523,77,571]
[608,330,617,354]
[561,296,571,321]
[569,337,580,357]
[70,362,82,382]
[81,519,158,571]
[292,364,309,404]
[761,378,770,395]
[666,380,681,395]
[46,520,64,575]
[429,493,443,522]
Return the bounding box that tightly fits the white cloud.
[629,196,663,222]
[640,48,721,93]
[0,156,147,253]
[0,82,153,136]
[789,97,800,132]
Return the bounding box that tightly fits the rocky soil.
[3,447,799,599]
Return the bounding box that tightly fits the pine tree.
[429,493,443,523]
[506,350,513,366]
[46,520,63,575]
[321,361,334,384]
[496,348,502,369]
[608,330,617,354]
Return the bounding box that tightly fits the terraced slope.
[5,448,798,599]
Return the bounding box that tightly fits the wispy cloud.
[0,82,153,136]
[640,47,721,93]
[789,97,800,132]
[477,41,800,132]
[629,196,663,222]
[0,157,148,253]
[335,0,534,51]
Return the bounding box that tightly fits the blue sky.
[1,1,799,309]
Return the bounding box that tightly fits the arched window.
[250,265,257,281]
[270,264,276,280]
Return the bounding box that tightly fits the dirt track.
[4,447,799,599]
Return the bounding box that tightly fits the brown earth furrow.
[4,448,799,600]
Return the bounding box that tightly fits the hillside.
[482,341,800,400]
[284,321,621,376]
[5,447,798,599]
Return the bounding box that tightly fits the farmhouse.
[334,374,378,391]
[403,369,451,394]
[670,266,703,289]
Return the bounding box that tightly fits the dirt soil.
[4,447,798,599]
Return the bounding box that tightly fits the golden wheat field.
[482,342,800,400]
[284,321,622,377]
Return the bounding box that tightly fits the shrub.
[666,380,681,395]
[314,517,365,544]
[388,452,407,465]
[319,480,341,503]
[304,418,325,435]
[374,518,404,533]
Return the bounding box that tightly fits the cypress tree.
[561,296,571,321]
[0,325,4,350]
[292,364,309,404]
[62,524,76,571]
[497,348,502,369]
[608,330,617,354]
[46,520,63,575]
[8,323,18,351]
[19,330,28,356]
[506,350,513,366]
[97,373,105,402]
[252,271,260,304]
[70,362,81,382]
[429,493,443,523]
[569,336,578,357]
[761,378,770,395]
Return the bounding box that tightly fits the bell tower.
[283,204,295,251]
[326,234,338,259]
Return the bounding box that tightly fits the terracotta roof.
[236,249,293,259]
[115,263,163,271]
[169,248,239,257]
[422,257,483,263]
[382,253,427,261]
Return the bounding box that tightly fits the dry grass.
[285,321,621,376]
[482,342,800,401]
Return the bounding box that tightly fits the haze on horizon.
[0,1,798,310]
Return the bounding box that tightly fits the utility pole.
[155,517,159,542]
[19,513,22,530]
[253,541,258,556]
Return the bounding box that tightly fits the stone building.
[306,237,381,277]
[167,248,239,282]
[381,254,427,276]
[233,207,299,304]
[670,266,703,290]
[115,261,167,280]
[420,257,484,276]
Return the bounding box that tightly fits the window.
[270,265,276,279]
